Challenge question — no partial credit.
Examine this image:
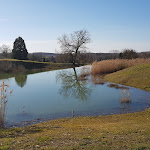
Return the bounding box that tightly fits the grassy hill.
[104,63,150,92]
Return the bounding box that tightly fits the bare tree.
[0,45,11,58]
[58,29,91,65]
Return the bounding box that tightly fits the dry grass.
[91,58,150,74]
[0,81,12,128]
[79,66,107,84]
[0,109,150,149]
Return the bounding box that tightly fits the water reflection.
[57,67,92,101]
[0,67,150,128]
[78,66,106,85]
[91,75,106,85]
[120,89,131,113]
[15,74,27,87]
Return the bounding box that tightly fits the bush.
[119,49,138,59]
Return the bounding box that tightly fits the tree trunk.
[73,48,79,66]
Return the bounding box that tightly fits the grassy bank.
[0,59,75,78]
[1,60,150,149]
[104,63,150,92]
[0,109,150,149]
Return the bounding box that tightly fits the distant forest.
[0,51,150,64]
[26,51,150,63]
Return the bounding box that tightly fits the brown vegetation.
[120,90,131,103]
[0,81,12,128]
[91,75,106,85]
[91,58,150,75]
[107,83,129,89]
[79,66,91,80]
[79,66,106,84]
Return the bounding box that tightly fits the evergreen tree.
[12,37,28,60]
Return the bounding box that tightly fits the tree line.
[0,30,150,64]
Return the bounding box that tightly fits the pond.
[0,66,150,128]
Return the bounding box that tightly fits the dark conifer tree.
[12,37,28,60]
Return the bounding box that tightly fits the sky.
[0,0,150,53]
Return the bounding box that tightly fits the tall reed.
[91,58,150,75]
[0,81,12,128]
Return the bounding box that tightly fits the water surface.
[0,67,150,127]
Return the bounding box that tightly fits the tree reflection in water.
[15,74,27,87]
[56,67,92,101]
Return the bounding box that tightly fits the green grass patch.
[0,145,11,150]
[37,136,53,142]
[104,63,150,91]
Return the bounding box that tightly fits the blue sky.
[0,0,150,53]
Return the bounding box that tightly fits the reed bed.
[79,66,91,80]
[91,58,150,75]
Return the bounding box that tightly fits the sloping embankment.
[0,59,74,73]
[104,63,150,92]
